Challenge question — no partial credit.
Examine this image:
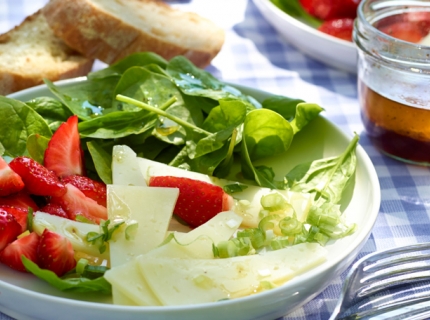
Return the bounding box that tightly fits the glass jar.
[354,0,430,165]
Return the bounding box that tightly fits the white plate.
[2,78,380,320]
[253,0,358,73]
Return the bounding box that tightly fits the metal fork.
[329,242,430,320]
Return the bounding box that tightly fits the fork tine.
[330,242,430,320]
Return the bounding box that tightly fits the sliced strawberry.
[37,229,76,277]
[44,115,84,178]
[300,0,359,21]
[148,176,233,228]
[318,18,354,41]
[0,156,24,197]
[51,184,107,223]
[0,232,40,272]
[0,206,29,232]
[9,156,66,197]
[379,21,426,43]
[0,208,22,251]
[61,175,107,207]
[0,191,39,212]
[39,203,69,219]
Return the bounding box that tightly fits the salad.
[0,52,358,305]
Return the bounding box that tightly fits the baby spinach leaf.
[26,96,73,125]
[44,77,119,120]
[261,95,304,120]
[27,134,50,164]
[88,52,168,80]
[166,56,261,108]
[286,133,359,204]
[22,257,111,294]
[0,96,52,157]
[77,109,157,139]
[87,140,113,184]
[290,102,324,134]
[243,109,294,161]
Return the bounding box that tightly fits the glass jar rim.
[355,0,430,70]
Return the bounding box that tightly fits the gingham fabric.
[1,1,430,319]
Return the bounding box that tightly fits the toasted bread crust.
[42,0,225,68]
[0,11,94,95]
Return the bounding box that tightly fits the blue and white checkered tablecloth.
[2,0,430,319]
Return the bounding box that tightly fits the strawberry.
[44,115,85,178]
[37,229,76,277]
[318,18,354,41]
[61,175,107,207]
[39,203,69,219]
[9,156,66,197]
[379,21,426,43]
[0,206,29,232]
[0,156,24,197]
[0,191,39,212]
[300,0,360,21]
[148,176,233,228]
[0,232,40,272]
[51,184,107,223]
[0,208,22,251]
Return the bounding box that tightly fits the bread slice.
[0,10,94,96]
[42,0,225,68]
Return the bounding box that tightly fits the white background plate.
[252,0,358,73]
[1,78,380,320]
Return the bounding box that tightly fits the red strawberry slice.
[61,175,107,207]
[0,208,22,251]
[300,0,359,21]
[51,184,107,224]
[9,156,66,197]
[0,191,39,212]
[39,203,69,219]
[0,232,40,272]
[0,206,29,232]
[148,176,233,228]
[44,115,85,178]
[379,21,426,43]
[37,229,76,277]
[0,156,24,197]
[318,18,354,41]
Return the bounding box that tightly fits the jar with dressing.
[354,0,430,165]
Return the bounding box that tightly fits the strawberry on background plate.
[148,176,233,228]
[318,18,355,41]
[299,0,360,21]
[0,232,40,272]
[0,208,22,251]
[44,115,85,178]
[9,156,66,197]
[37,229,76,277]
[0,156,24,197]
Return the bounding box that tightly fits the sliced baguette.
[0,10,94,96]
[42,0,225,68]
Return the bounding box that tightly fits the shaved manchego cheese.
[136,242,327,306]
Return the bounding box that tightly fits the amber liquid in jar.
[359,80,430,164]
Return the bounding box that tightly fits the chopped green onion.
[279,217,302,236]
[27,207,33,233]
[76,258,89,275]
[260,193,289,212]
[216,240,239,258]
